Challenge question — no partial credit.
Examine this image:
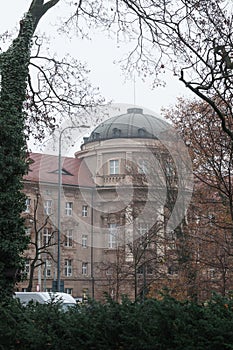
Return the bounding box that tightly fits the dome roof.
[83,108,170,144]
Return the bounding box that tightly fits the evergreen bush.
[1,294,233,349]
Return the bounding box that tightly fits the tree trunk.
[27,260,37,292]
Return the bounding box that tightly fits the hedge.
[1,294,233,349]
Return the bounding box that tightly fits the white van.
[14,292,76,310]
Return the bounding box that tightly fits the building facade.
[18,107,191,301]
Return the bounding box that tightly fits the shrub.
[1,294,233,349]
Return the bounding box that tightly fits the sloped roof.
[24,152,94,187]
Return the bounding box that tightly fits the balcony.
[103,174,125,184]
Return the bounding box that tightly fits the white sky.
[0,1,192,154]
[0,1,192,112]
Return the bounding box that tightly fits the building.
[18,107,191,301]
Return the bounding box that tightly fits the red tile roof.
[24,153,94,187]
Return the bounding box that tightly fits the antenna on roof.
[133,73,136,106]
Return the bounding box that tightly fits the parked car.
[14,292,76,310]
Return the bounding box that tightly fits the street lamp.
[57,125,90,292]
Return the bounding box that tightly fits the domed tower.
[75,107,185,300]
[76,105,175,238]
[76,107,172,187]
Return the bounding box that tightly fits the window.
[64,259,72,277]
[44,199,52,215]
[147,265,153,274]
[109,159,119,175]
[45,260,52,277]
[43,228,52,246]
[113,128,121,137]
[65,288,73,295]
[108,223,118,249]
[137,264,153,275]
[208,268,215,279]
[138,128,146,137]
[92,132,100,140]
[23,259,30,276]
[65,202,73,216]
[137,223,151,247]
[25,198,31,213]
[138,223,149,236]
[137,265,144,274]
[52,168,72,175]
[82,205,88,217]
[82,262,88,275]
[138,159,148,174]
[64,229,73,247]
[82,234,88,248]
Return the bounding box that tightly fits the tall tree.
[0,0,84,297]
[0,9,36,297]
[164,97,233,222]
[0,0,107,296]
[163,97,233,300]
[72,0,233,139]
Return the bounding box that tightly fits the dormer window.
[92,132,100,140]
[51,168,73,176]
[138,128,146,137]
[112,128,121,137]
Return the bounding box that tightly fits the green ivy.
[0,14,33,297]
